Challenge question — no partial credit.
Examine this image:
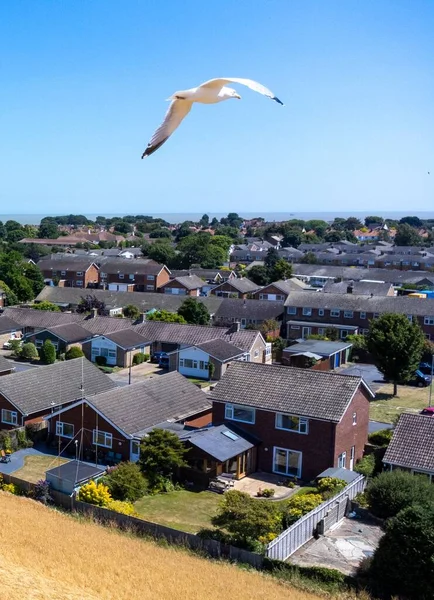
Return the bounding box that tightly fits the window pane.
[274,449,288,474]
[233,406,254,423]
[287,452,300,475]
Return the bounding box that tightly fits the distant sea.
[2,211,434,226]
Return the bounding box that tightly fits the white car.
[3,340,22,350]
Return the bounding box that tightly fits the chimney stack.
[346,280,354,294]
[91,308,98,318]
[138,312,147,323]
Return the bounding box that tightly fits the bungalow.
[211,278,261,299]
[158,274,205,297]
[44,372,212,463]
[82,330,151,368]
[383,413,434,482]
[253,278,310,302]
[0,358,116,430]
[0,316,22,348]
[24,323,93,355]
[211,361,374,481]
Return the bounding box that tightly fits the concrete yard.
[290,516,383,575]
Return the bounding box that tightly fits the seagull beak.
[235,94,241,100]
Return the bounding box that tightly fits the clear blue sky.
[1,1,433,215]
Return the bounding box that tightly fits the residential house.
[44,372,212,463]
[82,330,151,368]
[37,256,99,289]
[0,358,116,430]
[97,258,170,292]
[0,356,14,376]
[211,361,374,481]
[252,278,310,302]
[323,281,395,297]
[170,269,237,295]
[282,340,353,370]
[277,247,304,263]
[158,274,205,297]
[24,323,93,355]
[230,241,275,263]
[211,278,261,299]
[213,298,285,330]
[383,413,434,482]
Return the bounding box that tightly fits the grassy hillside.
[0,492,320,600]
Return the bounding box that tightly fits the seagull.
[141,77,283,158]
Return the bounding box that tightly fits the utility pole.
[430,353,434,408]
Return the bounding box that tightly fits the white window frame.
[338,451,346,468]
[272,446,302,478]
[146,285,155,290]
[302,307,312,316]
[318,327,325,336]
[344,310,354,319]
[118,273,124,279]
[330,309,340,317]
[92,430,112,448]
[291,325,300,330]
[60,270,66,277]
[318,308,324,316]
[56,421,74,438]
[254,349,259,358]
[224,403,256,424]
[424,316,434,326]
[129,274,135,280]
[147,274,155,280]
[287,306,297,315]
[76,271,83,277]
[373,312,380,318]
[1,409,18,426]
[101,272,107,278]
[75,280,83,287]
[275,413,308,435]
[352,412,357,425]
[407,315,413,322]
[360,311,366,319]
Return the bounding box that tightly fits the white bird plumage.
[141,77,283,158]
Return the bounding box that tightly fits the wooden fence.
[266,474,366,561]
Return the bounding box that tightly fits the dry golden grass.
[0,492,321,600]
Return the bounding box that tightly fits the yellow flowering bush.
[77,480,112,507]
[2,482,19,495]
[283,493,323,526]
[107,500,137,516]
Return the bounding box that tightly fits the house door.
[302,326,311,338]
[130,440,140,462]
[237,452,248,479]
[240,318,247,328]
[349,446,355,470]
[334,353,340,368]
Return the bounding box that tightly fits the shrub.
[77,480,112,507]
[103,462,147,502]
[2,483,19,495]
[0,432,13,452]
[143,353,150,362]
[95,356,107,366]
[316,477,346,499]
[33,480,53,504]
[139,428,189,491]
[257,488,275,498]
[38,339,56,364]
[353,492,369,508]
[20,342,38,361]
[283,493,323,527]
[132,353,145,365]
[8,339,22,356]
[368,428,393,447]
[354,454,376,477]
[65,347,85,360]
[365,470,434,519]
[107,500,136,516]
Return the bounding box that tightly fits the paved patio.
[233,472,299,500]
[108,361,163,386]
[0,445,67,475]
[290,516,383,575]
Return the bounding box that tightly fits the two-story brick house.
[158,274,205,296]
[37,257,100,289]
[97,258,170,292]
[211,278,261,299]
[211,361,374,481]
[251,278,310,302]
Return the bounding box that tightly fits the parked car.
[158,355,169,369]
[409,370,432,387]
[420,407,434,416]
[418,362,433,375]
[3,339,22,350]
[151,351,166,363]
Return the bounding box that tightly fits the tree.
[324,231,344,242]
[0,280,18,306]
[39,339,56,364]
[123,304,141,320]
[343,217,363,231]
[367,503,434,600]
[147,310,187,324]
[366,313,425,396]
[38,221,59,239]
[364,215,384,228]
[32,301,61,312]
[247,265,270,286]
[199,214,209,227]
[300,251,317,264]
[264,247,279,269]
[270,259,292,281]
[103,462,147,502]
[282,228,303,248]
[220,212,243,229]
[258,319,280,336]
[394,223,422,247]
[147,242,177,267]
[178,298,210,325]
[77,295,107,315]
[399,215,423,228]
[149,228,171,239]
[139,428,189,489]
[20,342,38,361]
[65,347,85,360]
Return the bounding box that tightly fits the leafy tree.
[178,298,210,325]
[367,503,434,600]
[365,215,384,228]
[147,310,187,323]
[210,217,219,228]
[65,347,85,360]
[177,233,227,268]
[343,217,363,231]
[20,342,38,361]
[38,220,59,239]
[77,295,107,315]
[258,319,280,336]
[282,228,303,248]
[399,215,423,228]
[300,251,317,264]
[0,280,18,306]
[220,212,243,229]
[112,221,132,235]
[247,265,270,286]
[139,429,189,489]
[0,221,5,239]
[32,301,61,312]
[39,339,56,364]
[103,462,147,502]
[123,304,141,320]
[147,242,177,267]
[366,313,425,396]
[264,247,279,269]
[394,223,422,246]
[324,231,344,242]
[365,470,434,519]
[199,214,209,227]
[324,327,339,341]
[270,259,292,281]
[149,228,171,239]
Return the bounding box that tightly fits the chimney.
[229,321,241,333]
[91,308,98,318]
[138,312,147,323]
[347,281,354,294]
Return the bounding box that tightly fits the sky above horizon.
[1,1,433,215]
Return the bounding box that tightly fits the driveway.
[338,363,384,392]
[290,516,383,575]
[108,361,164,386]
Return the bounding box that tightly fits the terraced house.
[37,256,99,289]
[97,258,170,292]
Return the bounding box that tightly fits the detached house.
[98,259,170,292]
[211,278,261,299]
[252,278,310,302]
[158,274,205,296]
[211,362,374,481]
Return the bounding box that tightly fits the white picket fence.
[266,474,366,561]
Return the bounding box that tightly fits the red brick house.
[44,371,212,463]
[37,257,99,289]
[158,274,205,297]
[252,279,309,301]
[98,259,170,292]
[211,362,373,481]
[211,278,261,299]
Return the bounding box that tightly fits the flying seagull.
[141,77,283,158]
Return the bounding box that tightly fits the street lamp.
[429,353,434,408]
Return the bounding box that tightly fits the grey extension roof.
[86,371,211,437]
[284,290,434,316]
[0,358,116,416]
[283,339,352,357]
[195,339,246,362]
[179,425,255,462]
[213,298,285,322]
[317,467,361,484]
[383,413,434,472]
[96,258,167,275]
[40,323,93,343]
[160,274,205,290]
[322,281,394,296]
[291,263,434,285]
[0,355,13,373]
[213,278,261,293]
[46,460,106,485]
[102,329,149,349]
[211,361,372,422]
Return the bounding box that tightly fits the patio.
[232,472,299,500]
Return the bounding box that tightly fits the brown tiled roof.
[214,278,261,294]
[211,361,369,422]
[383,413,434,472]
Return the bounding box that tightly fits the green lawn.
[370,383,432,423]
[186,378,211,388]
[134,489,221,533]
[13,455,69,483]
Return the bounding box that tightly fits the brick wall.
[334,388,370,468]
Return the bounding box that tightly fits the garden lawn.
[13,455,69,483]
[134,489,221,533]
[369,383,432,423]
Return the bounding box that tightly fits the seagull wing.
[199,77,284,105]
[142,99,192,158]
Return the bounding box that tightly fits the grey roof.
[317,467,361,484]
[96,258,167,275]
[213,298,285,321]
[0,358,116,416]
[323,281,394,296]
[0,356,14,373]
[170,269,235,281]
[260,279,310,294]
[284,290,434,316]
[180,425,255,462]
[88,371,211,437]
[103,329,149,349]
[79,315,136,335]
[0,315,21,333]
[41,323,93,343]
[283,339,352,357]
[195,339,246,362]
[211,361,369,422]
[291,263,434,285]
[214,278,261,293]
[160,274,205,290]
[383,413,434,472]
[46,460,106,485]
[37,257,98,272]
